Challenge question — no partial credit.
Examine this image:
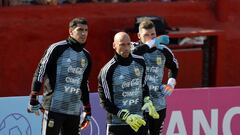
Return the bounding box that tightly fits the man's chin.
[121,53,130,58]
[79,40,86,44]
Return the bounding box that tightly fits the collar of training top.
[114,53,132,66]
[68,37,85,51]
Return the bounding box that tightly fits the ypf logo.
[81,116,100,135]
[0,113,32,135]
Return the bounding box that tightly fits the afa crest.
[119,75,124,80]
[81,59,86,67]
[134,68,140,76]
[48,119,54,128]
[156,57,162,65]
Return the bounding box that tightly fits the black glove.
[27,91,41,114]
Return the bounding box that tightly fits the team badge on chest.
[119,75,124,80]
[156,57,162,65]
[134,67,140,77]
[80,58,86,67]
[48,119,54,128]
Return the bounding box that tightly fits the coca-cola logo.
[121,79,140,89]
[67,65,83,75]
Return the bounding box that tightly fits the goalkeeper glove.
[160,78,176,96]
[156,35,170,50]
[145,36,169,50]
[159,35,170,45]
[118,109,146,132]
[160,84,174,96]
[141,96,159,119]
[27,91,41,114]
[80,104,91,130]
[126,114,146,132]
[80,112,91,130]
[145,38,158,48]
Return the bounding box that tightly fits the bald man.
[98,32,149,135]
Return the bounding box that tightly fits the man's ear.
[113,42,116,49]
[137,33,141,40]
[69,28,73,36]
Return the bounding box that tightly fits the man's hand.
[160,78,176,96]
[156,35,170,50]
[145,35,169,50]
[160,84,174,96]
[145,38,158,48]
[80,104,91,130]
[27,91,41,115]
[80,112,91,130]
[159,35,170,45]
[126,114,146,132]
[141,97,159,119]
[118,109,146,132]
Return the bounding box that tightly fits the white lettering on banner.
[166,107,240,135]
[122,79,140,89]
[167,111,187,135]
[223,107,240,135]
[67,65,83,75]
[193,109,218,135]
[64,86,80,94]
[122,98,139,106]
[65,77,80,85]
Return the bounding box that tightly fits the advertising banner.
[0,87,239,135]
[164,87,240,135]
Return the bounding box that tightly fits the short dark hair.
[138,19,155,32]
[69,17,88,29]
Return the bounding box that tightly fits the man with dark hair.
[132,19,179,135]
[98,32,159,135]
[27,17,92,135]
